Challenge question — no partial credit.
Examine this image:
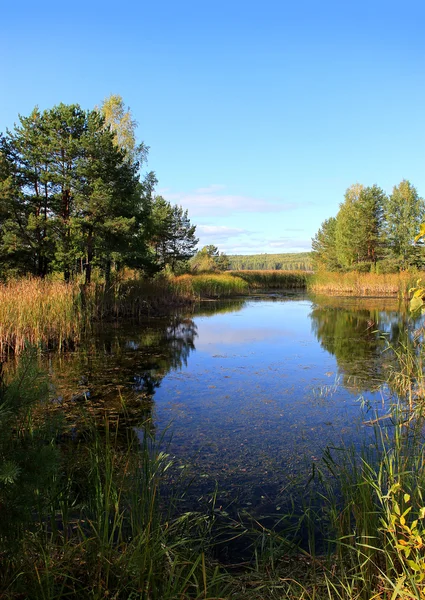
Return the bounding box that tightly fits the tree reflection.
[309,297,412,393]
[46,314,198,426]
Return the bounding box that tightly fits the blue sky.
[2,0,424,254]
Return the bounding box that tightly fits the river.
[45,293,411,514]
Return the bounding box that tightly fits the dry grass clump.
[0,278,83,355]
[309,271,415,297]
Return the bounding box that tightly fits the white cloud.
[218,238,312,255]
[268,238,312,250]
[162,185,298,217]
[197,225,248,239]
[194,184,226,194]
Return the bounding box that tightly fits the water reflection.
[47,314,198,426]
[35,294,421,513]
[309,297,416,394]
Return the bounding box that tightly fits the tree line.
[312,181,425,272]
[228,252,313,271]
[0,96,198,283]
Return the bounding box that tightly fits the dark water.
[46,294,410,513]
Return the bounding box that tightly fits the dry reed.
[0,278,83,355]
[309,271,416,297]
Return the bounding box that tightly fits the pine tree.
[149,196,198,272]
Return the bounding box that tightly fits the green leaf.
[410,296,423,313]
[0,461,21,485]
[406,559,421,572]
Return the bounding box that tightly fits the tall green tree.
[150,196,198,272]
[0,103,144,282]
[358,185,386,263]
[311,217,339,271]
[335,184,365,268]
[385,180,425,269]
[335,184,386,269]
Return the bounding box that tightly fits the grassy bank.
[2,342,425,599]
[0,270,420,355]
[309,271,416,297]
[0,272,309,354]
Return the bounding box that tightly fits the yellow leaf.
[410,296,424,312]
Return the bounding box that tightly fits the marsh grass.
[0,277,195,355]
[233,270,310,289]
[175,273,249,298]
[309,271,416,297]
[0,278,84,355]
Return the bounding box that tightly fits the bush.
[375,258,401,274]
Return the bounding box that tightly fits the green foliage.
[99,93,148,163]
[149,195,198,272]
[312,217,340,271]
[0,102,198,283]
[0,103,144,282]
[0,351,61,538]
[190,244,230,272]
[385,180,425,270]
[312,180,424,273]
[334,184,386,269]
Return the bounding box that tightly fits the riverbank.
[0,272,307,354]
[0,270,420,354]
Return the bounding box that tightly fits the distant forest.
[227,252,313,271]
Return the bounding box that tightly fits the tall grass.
[0,277,194,355]
[175,273,249,298]
[0,357,231,599]
[0,278,84,355]
[233,270,310,289]
[309,271,416,297]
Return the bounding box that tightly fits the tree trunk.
[104,258,111,286]
[85,230,94,285]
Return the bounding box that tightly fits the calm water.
[47,294,409,512]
